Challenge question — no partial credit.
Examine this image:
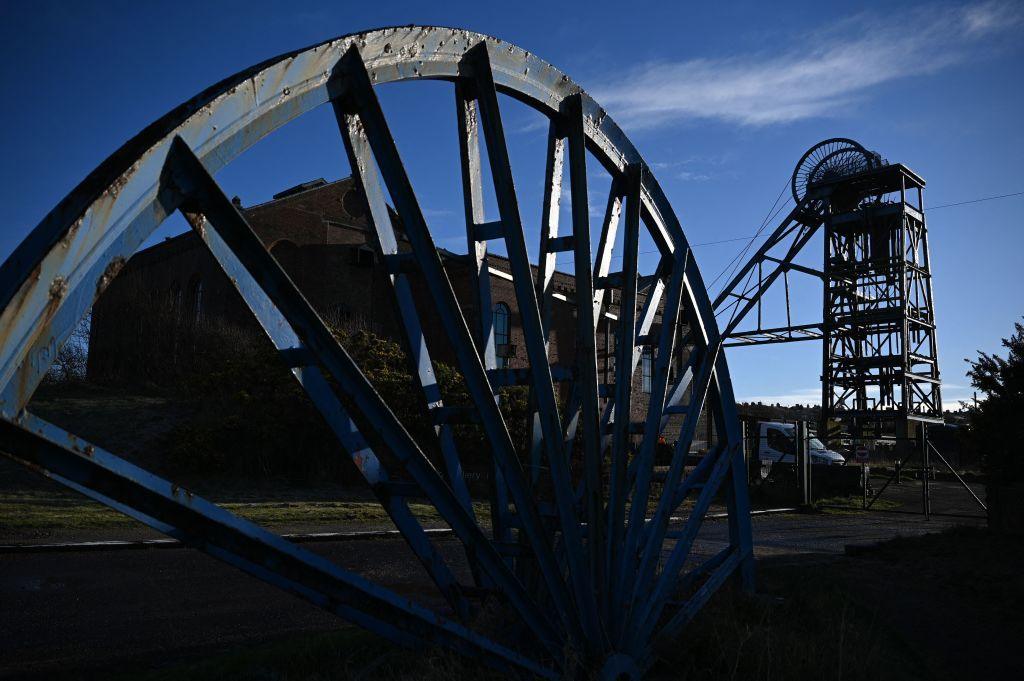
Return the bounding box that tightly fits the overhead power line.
[928,190,1024,210]
[553,187,1022,267]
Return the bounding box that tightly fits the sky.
[0,0,1021,410]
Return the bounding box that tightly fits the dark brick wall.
[89,177,715,451]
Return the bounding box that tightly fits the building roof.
[125,177,665,312]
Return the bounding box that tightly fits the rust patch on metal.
[353,451,369,473]
[105,171,129,201]
[60,217,84,249]
[103,159,140,201]
[12,272,71,407]
[0,263,42,348]
[182,210,206,237]
[48,276,68,301]
[170,483,195,502]
[96,256,126,297]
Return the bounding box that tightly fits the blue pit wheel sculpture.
[0,26,753,679]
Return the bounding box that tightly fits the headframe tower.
[715,139,942,453]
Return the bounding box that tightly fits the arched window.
[641,347,653,394]
[492,302,511,368]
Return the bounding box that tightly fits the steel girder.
[0,26,753,678]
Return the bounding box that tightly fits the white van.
[756,421,846,478]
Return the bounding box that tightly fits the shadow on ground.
[4,527,1018,681]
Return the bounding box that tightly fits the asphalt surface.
[0,507,982,680]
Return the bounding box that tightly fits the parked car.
[755,421,846,479]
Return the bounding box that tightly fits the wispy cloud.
[941,382,976,411]
[421,207,454,219]
[515,117,550,135]
[676,170,713,182]
[559,186,607,218]
[652,154,733,182]
[593,1,1023,128]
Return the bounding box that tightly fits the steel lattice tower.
[715,138,942,450]
[815,162,942,440]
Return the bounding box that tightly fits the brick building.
[89,177,711,449]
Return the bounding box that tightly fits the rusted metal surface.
[0,26,754,678]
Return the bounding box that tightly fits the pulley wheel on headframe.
[791,137,880,204]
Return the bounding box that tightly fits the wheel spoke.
[330,44,578,646]
[564,94,605,616]
[0,27,755,678]
[617,247,688,600]
[461,42,597,645]
[0,414,557,678]
[605,163,642,634]
[626,440,734,653]
[335,109,481,581]
[624,339,721,634]
[162,134,564,656]
[453,81,515,550]
[530,121,565,489]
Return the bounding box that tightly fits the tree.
[44,312,91,384]
[964,319,1024,530]
[162,324,532,484]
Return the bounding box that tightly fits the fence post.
[920,423,931,520]
[741,420,750,483]
[797,420,811,506]
[862,463,868,509]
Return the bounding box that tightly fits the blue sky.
[1,0,1021,409]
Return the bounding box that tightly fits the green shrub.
[162,324,532,485]
[964,319,1024,486]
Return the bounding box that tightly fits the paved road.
[0,510,980,679]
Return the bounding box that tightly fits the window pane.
[642,347,652,394]
[493,303,510,369]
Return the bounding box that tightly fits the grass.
[0,490,489,533]
[0,482,702,537]
[814,494,901,514]
[114,626,504,681]
[850,525,1024,612]
[114,556,929,681]
[647,570,927,681]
